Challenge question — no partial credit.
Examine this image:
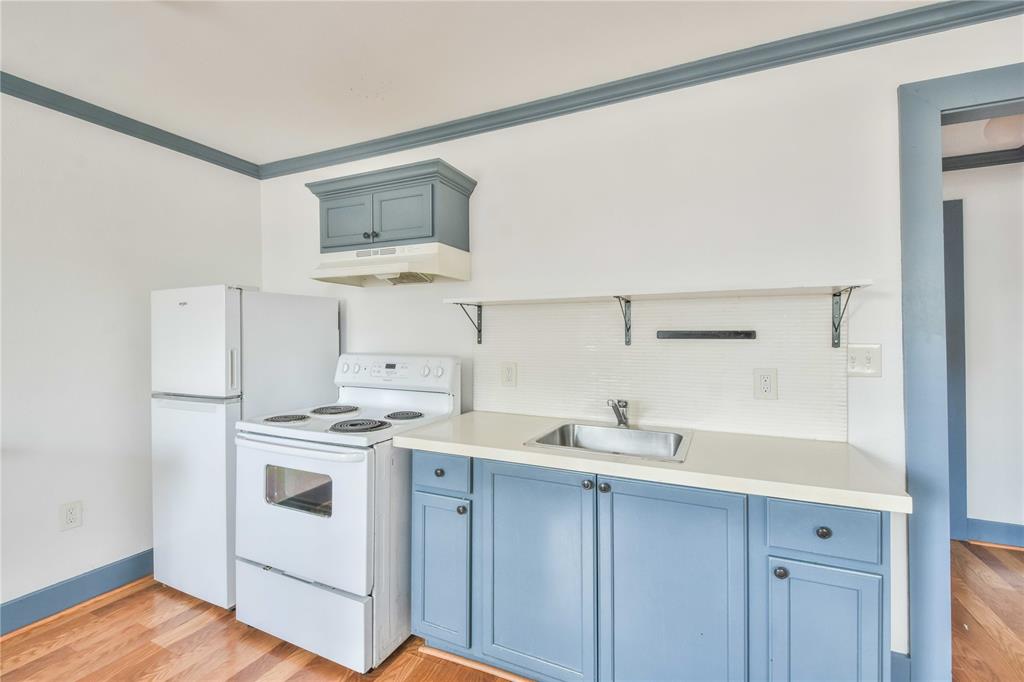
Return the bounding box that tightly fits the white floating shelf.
[447,281,870,348]
[445,281,871,307]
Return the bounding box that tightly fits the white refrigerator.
[151,285,339,608]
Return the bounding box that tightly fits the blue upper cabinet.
[320,193,372,250]
[411,492,472,648]
[597,477,747,682]
[476,460,597,682]
[767,558,882,681]
[373,183,433,242]
[306,159,475,254]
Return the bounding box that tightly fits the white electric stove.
[233,353,460,673]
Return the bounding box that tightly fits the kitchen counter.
[394,410,912,513]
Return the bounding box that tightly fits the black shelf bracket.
[614,296,632,346]
[457,303,483,344]
[831,287,858,348]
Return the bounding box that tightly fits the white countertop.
[394,411,912,514]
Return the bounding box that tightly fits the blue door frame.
[898,62,1023,682]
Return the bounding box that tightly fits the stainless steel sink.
[526,423,692,462]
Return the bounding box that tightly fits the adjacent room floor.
[950,540,1024,681]
[2,544,1022,681]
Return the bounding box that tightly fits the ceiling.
[2,1,927,164]
[942,115,1024,156]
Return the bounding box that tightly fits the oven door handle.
[235,434,368,463]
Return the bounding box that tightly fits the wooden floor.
[0,578,502,681]
[3,543,1021,681]
[951,540,1024,682]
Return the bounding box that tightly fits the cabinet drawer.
[413,451,471,493]
[766,499,881,564]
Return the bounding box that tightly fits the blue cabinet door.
[477,461,597,682]
[597,477,747,682]
[372,184,433,243]
[768,558,882,682]
[411,492,471,648]
[320,193,372,250]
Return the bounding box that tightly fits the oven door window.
[265,465,332,517]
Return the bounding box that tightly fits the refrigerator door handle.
[229,348,239,392]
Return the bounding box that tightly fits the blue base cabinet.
[411,492,471,648]
[410,451,893,682]
[478,462,597,682]
[597,477,747,682]
[767,558,882,681]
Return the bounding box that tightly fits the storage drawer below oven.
[236,560,372,673]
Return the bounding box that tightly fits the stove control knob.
[340,363,350,373]
[435,366,445,378]
[353,364,361,374]
[421,365,431,377]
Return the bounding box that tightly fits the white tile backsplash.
[473,295,847,441]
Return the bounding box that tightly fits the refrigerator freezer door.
[151,285,241,398]
[152,396,239,608]
[240,291,339,419]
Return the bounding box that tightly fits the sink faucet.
[607,399,629,428]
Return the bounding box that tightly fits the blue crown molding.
[942,144,1024,171]
[0,549,153,635]
[258,0,1024,179]
[0,72,260,178]
[3,2,1022,181]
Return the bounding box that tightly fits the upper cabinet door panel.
[768,558,882,682]
[598,477,747,682]
[477,460,597,682]
[321,193,372,249]
[373,184,433,243]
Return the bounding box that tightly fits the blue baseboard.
[967,518,1024,547]
[0,549,153,635]
[892,651,911,682]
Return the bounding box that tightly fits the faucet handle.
[607,399,628,408]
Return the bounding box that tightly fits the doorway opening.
[899,63,1023,681]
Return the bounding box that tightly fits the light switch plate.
[500,362,517,388]
[848,344,882,377]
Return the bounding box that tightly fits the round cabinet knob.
[435,366,445,378]
[371,231,380,238]
[434,468,445,478]
[581,480,594,490]
[816,526,834,540]
[362,232,371,239]
[340,363,350,373]
[456,505,467,515]
[598,482,611,493]
[773,566,790,580]
[421,365,431,377]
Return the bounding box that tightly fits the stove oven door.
[235,433,372,596]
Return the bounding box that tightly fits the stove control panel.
[335,353,460,392]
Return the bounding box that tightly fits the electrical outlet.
[754,369,778,400]
[848,344,882,377]
[60,501,83,531]
[500,362,517,388]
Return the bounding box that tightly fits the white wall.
[260,17,1024,653]
[0,96,261,602]
[943,163,1024,526]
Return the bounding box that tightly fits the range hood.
[311,242,471,287]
